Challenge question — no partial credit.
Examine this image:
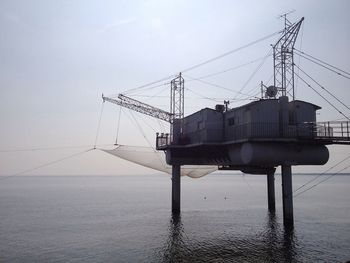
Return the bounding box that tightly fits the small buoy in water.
[224,196,227,200]
[204,196,207,200]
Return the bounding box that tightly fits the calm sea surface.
[0,174,349,262]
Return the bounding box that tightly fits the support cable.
[293,154,350,193]
[121,30,282,96]
[234,48,273,99]
[241,173,253,190]
[115,106,122,145]
[296,53,350,80]
[243,72,274,99]
[94,101,105,149]
[294,72,350,121]
[123,75,176,95]
[0,148,94,181]
[139,114,158,133]
[294,164,350,198]
[188,54,273,81]
[125,81,171,97]
[126,110,166,167]
[294,51,350,80]
[243,83,263,98]
[183,74,260,100]
[127,54,273,99]
[186,87,252,103]
[330,117,348,122]
[295,49,350,76]
[126,110,155,151]
[0,144,114,153]
[185,88,223,103]
[126,95,169,98]
[295,65,350,111]
[181,30,282,73]
[142,85,170,104]
[294,23,304,97]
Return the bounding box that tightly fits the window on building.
[228,117,235,126]
[197,121,204,130]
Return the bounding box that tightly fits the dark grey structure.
[154,17,350,227]
[156,95,349,226]
[103,17,350,228]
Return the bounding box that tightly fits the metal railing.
[156,133,170,149]
[227,121,350,142]
[156,121,350,148]
[226,122,316,141]
[315,121,350,141]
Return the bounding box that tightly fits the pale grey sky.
[0,0,349,175]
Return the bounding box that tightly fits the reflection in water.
[162,214,186,262]
[159,212,299,263]
[264,213,298,262]
[283,225,298,262]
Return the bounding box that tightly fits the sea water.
[0,174,349,262]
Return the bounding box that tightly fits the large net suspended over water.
[102,145,217,178]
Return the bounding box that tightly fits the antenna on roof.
[277,10,296,23]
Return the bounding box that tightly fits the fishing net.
[102,145,217,178]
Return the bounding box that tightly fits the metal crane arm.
[274,17,304,49]
[102,94,173,123]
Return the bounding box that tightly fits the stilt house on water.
[103,17,350,227]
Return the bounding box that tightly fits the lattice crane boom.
[102,94,173,123]
[274,17,304,48]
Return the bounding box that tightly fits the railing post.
[347,122,349,139]
[341,122,343,138]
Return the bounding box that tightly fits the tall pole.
[282,164,294,227]
[172,165,181,214]
[267,169,276,213]
[170,74,184,214]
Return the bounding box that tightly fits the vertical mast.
[273,17,304,100]
[170,73,185,142]
[170,73,185,121]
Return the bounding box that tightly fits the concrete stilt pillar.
[172,165,181,214]
[281,165,294,227]
[267,170,276,213]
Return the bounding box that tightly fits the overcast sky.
[0,0,349,176]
